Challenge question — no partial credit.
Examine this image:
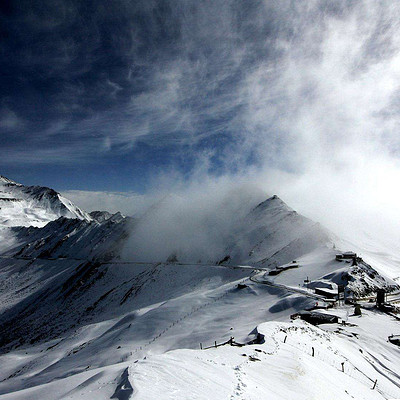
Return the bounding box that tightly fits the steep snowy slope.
[227,195,330,266]
[5,213,132,261]
[0,175,91,228]
[123,193,331,265]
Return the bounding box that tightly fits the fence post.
[284,335,287,343]
[312,347,314,357]
[372,379,377,390]
[215,341,217,348]
[341,362,345,372]
[200,343,202,350]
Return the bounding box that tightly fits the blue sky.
[2,0,400,241]
[1,0,277,190]
[0,1,362,190]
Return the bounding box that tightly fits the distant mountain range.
[0,174,330,266]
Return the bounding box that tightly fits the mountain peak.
[0,174,92,227]
[252,195,290,213]
[0,175,21,186]
[89,210,113,223]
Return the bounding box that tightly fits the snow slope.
[122,193,331,265]
[227,195,330,266]
[0,247,398,399]
[0,177,399,399]
[1,256,399,400]
[130,316,400,400]
[0,175,91,228]
[5,213,132,261]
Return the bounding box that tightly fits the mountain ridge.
[0,175,92,228]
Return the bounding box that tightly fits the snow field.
[130,318,400,400]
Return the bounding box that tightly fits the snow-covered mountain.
[0,176,399,400]
[7,212,132,261]
[227,195,330,266]
[121,192,331,265]
[0,175,91,228]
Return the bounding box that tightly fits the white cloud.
[61,190,150,216]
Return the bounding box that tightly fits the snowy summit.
[0,175,91,228]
